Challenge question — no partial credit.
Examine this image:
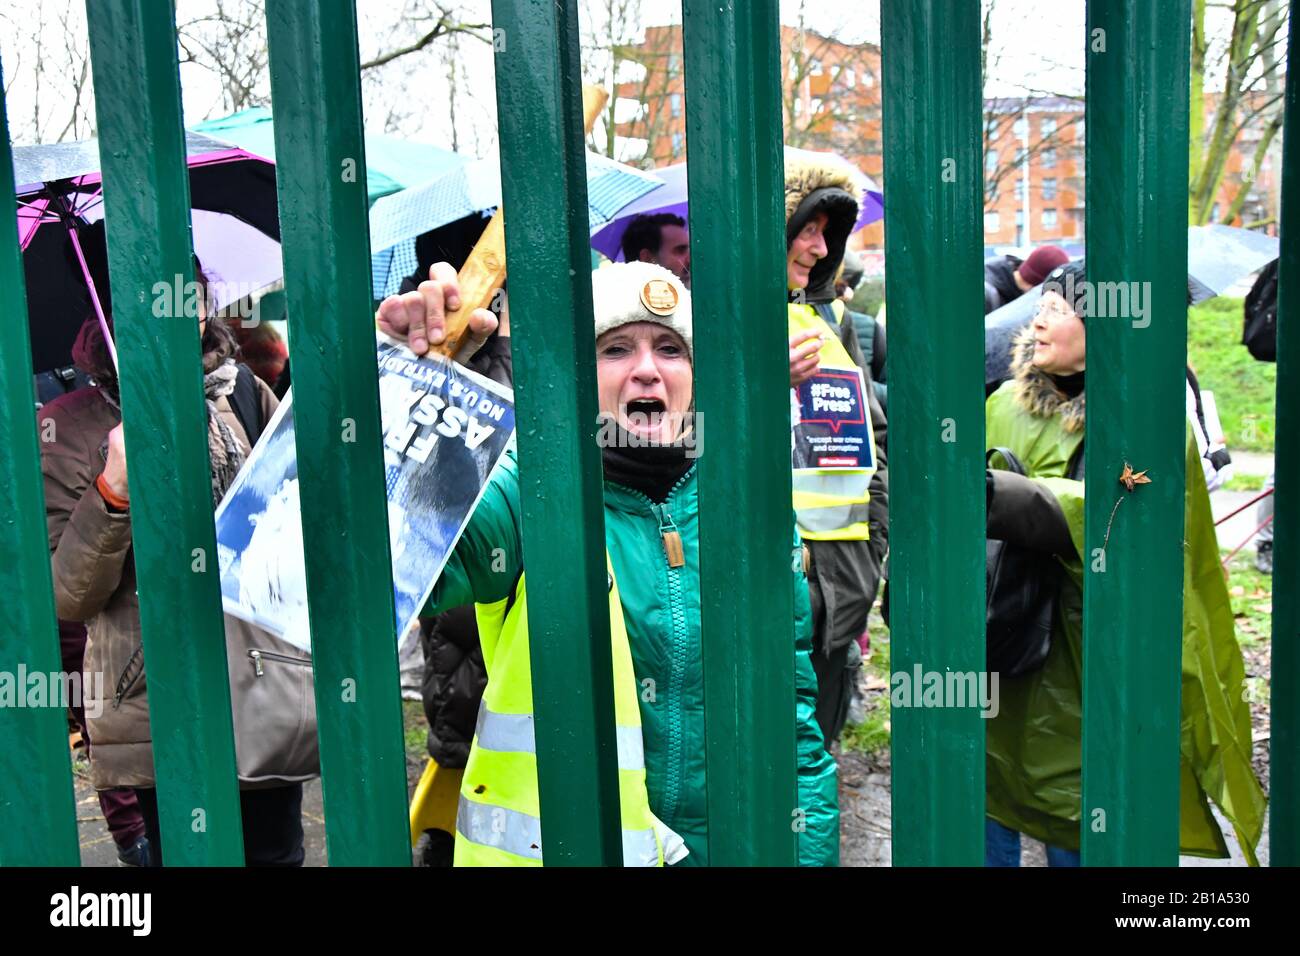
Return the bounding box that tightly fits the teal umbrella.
[190,106,466,205]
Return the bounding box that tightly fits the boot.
[116,835,152,867]
[1256,540,1273,575]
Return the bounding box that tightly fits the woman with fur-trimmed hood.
[784,153,889,747]
[983,260,1265,865]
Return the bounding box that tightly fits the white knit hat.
[590,261,693,360]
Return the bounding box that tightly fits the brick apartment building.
[612,24,1281,255]
[982,96,1085,250]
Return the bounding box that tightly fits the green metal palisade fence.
[264,0,410,867]
[0,56,81,868]
[85,0,245,866]
[0,0,1295,867]
[490,0,624,865]
[881,0,987,867]
[1270,0,1299,868]
[1080,0,1192,867]
[682,0,798,868]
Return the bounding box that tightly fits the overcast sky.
[0,0,1271,151]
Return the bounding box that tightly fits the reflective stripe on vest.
[456,798,662,866]
[795,500,872,534]
[791,470,872,499]
[474,700,646,772]
[455,564,685,867]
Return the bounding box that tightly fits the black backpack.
[985,447,1057,677]
[1243,260,1278,362]
[228,364,267,446]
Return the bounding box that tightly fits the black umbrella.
[14,132,280,397]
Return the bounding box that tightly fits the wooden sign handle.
[435,84,608,359]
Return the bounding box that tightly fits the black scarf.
[601,426,695,503]
[1050,370,1085,399]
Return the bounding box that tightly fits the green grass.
[402,699,429,758]
[840,605,892,757]
[1222,471,1268,492]
[1223,548,1273,648]
[1188,296,1276,453]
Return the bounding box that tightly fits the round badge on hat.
[640,278,678,316]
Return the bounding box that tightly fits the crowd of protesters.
[37,153,1267,868]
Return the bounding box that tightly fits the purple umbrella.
[590,148,884,262]
[14,134,281,376]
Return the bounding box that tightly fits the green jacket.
[983,331,1266,860]
[425,453,840,866]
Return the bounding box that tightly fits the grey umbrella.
[984,224,1280,389]
[11,131,234,192]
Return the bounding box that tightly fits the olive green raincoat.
[984,329,1266,861]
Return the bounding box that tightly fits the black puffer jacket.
[417,331,513,766]
[984,255,1024,314]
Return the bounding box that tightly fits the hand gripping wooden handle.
[435,84,608,359]
[435,213,506,358]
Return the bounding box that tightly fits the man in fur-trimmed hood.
[784,152,889,751]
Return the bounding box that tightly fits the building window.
[985,150,999,172]
[844,68,856,88]
[864,71,875,87]
[1015,210,1025,227]
[1041,148,1057,168]
[1042,177,1057,200]
[1041,117,1057,138]
[810,97,824,114]
[670,93,681,118]
[668,53,680,73]
[1041,208,1058,228]
[793,98,802,117]
[672,131,683,155]
[1013,118,1028,139]
[809,57,823,76]
[984,211,1001,232]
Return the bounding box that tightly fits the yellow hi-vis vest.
[453,564,688,866]
[788,300,875,541]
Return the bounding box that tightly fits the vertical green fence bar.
[264,0,409,865]
[1081,0,1190,866]
[881,1,987,866]
[490,0,622,865]
[681,0,797,866]
[84,0,244,865]
[1269,0,1299,867]
[0,69,81,867]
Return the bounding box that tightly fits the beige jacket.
[40,378,314,789]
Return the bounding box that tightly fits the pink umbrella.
[14,134,281,377]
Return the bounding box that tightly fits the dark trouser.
[811,642,854,746]
[133,783,305,867]
[59,620,146,851]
